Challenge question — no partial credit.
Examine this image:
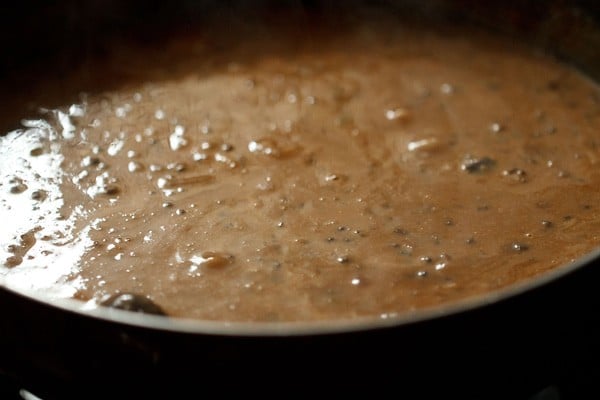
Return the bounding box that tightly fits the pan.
[1,1,600,399]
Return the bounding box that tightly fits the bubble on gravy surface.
[1,16,600,322]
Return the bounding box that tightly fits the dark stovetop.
[1,362,600,399]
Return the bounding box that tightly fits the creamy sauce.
[1,16,600,322]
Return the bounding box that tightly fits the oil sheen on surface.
[1,15,600,322]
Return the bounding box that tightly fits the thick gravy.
[1,13,600,322]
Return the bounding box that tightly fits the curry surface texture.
[1,14,600,322]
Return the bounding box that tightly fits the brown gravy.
[1,15,600,322]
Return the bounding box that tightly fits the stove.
[1,348,599,399]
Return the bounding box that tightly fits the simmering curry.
[1,12,599,322]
